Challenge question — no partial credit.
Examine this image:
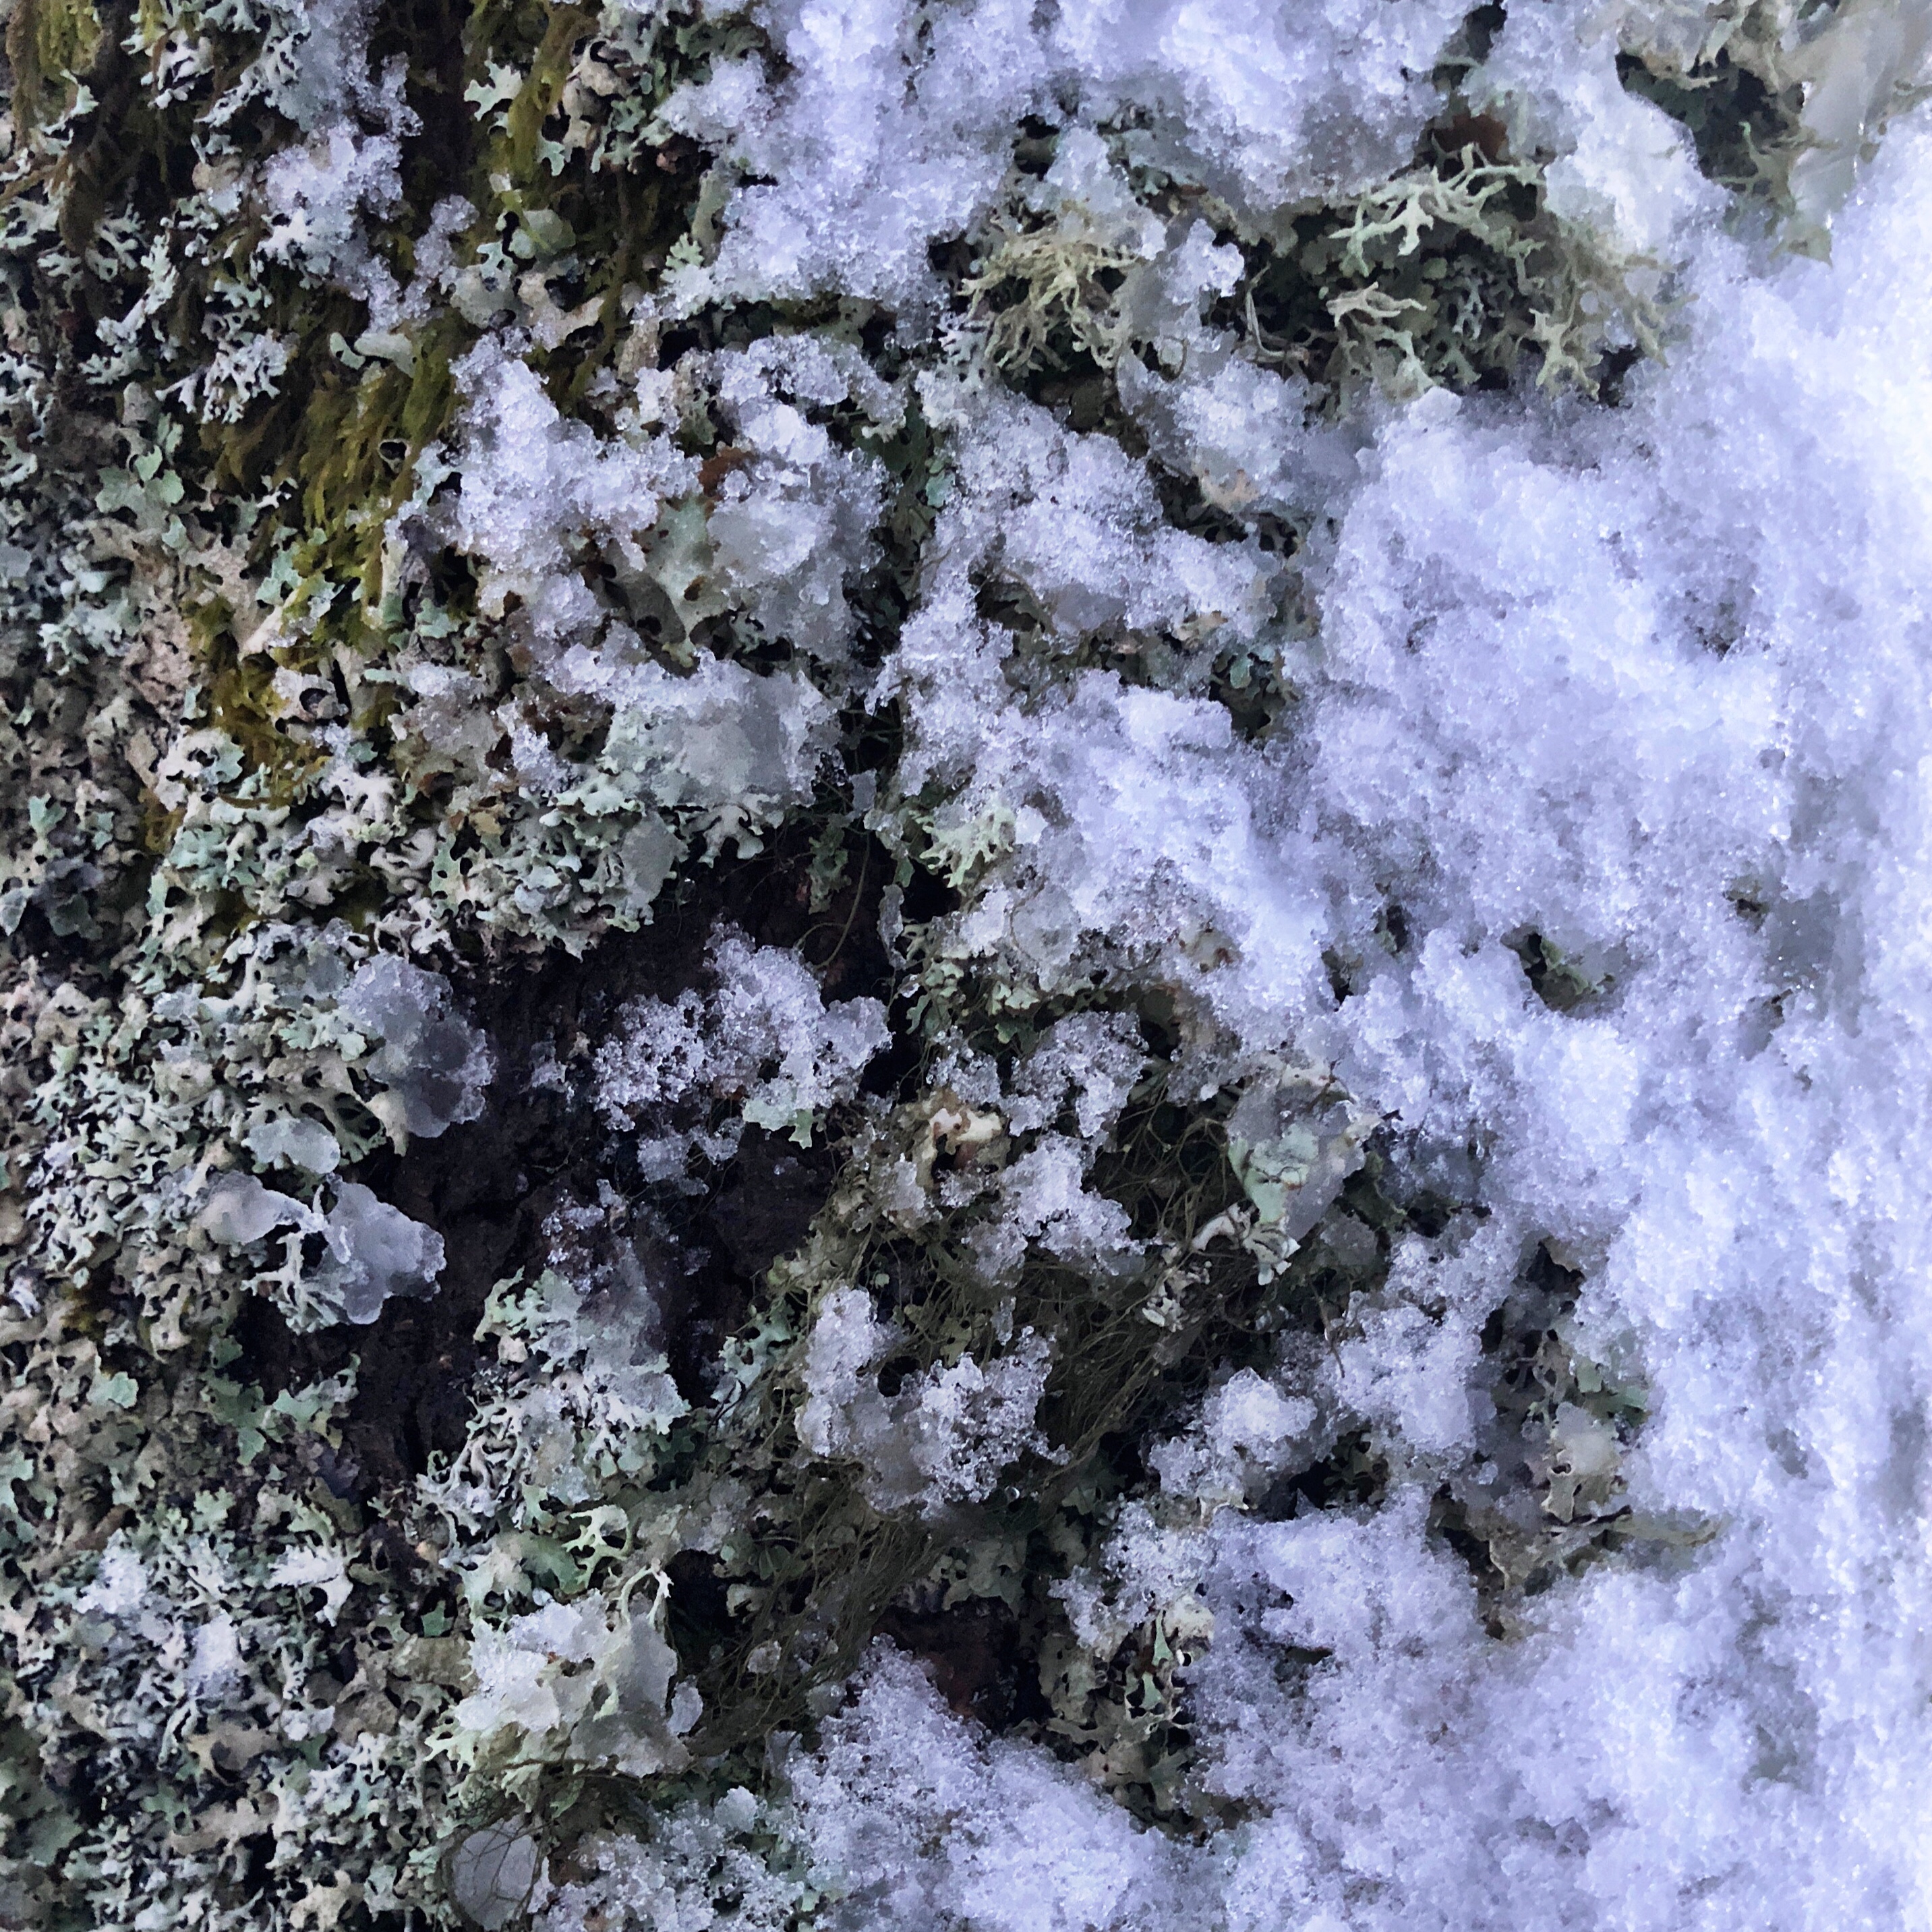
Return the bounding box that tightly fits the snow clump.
[595,931,890,1178]
[796,1286,1055,1517]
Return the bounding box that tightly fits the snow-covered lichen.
[6,0,1932,1925]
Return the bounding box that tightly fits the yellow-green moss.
[5,0,103,131]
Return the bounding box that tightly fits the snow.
[339,955,492,1141]
[660,0,1471,318]
[798,1287,1055,1517]
[311,1181,446,1326]
[450,338,698,634]
[594,930,889,1176]
[252,0,420,323]
[788,1648,1198,1929]
[185,1614,245,1698]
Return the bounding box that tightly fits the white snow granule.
[594,931,889,1175]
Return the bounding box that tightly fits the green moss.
[192,600,324,806]
[492,2,599,182]
[4,0,102,131]
[460,3,751,412]
[283,322,466,643]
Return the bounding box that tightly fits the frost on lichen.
[1,0,1921,1926]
